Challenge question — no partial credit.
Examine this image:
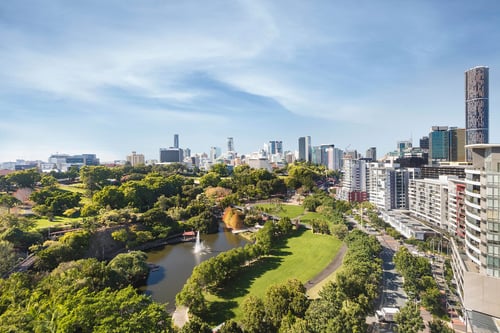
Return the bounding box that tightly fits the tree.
[264,279,309,330]
[107,251,149,287]
[0,240,18,276]
[6,168,40,188]
[395,301,425,333]
[0,194,21,214]
[241,295,270,333]
[199,172,221,188]
[218,320,243,333]
[79,166,117,195]
[428,319,454,333]
[330,224,348,240]
[92,186,125,209]
[179,315,212,333]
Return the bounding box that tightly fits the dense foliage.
[0,252,172,332]
[394,247,446,316]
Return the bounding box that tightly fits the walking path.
[305,243,347,291]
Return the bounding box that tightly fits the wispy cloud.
[1,0,500,161]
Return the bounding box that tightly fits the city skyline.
[1,1,500,162]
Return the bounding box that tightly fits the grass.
[203,228,343,325]
[32,216,81,229]
[254,203,304,219]
[306,267,340,299]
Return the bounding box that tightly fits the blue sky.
[1,1,500,162]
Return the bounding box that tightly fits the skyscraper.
[269,140,283,155]
[298,136,311,162]
[227,137,234,153]
[428,126,449,164]
[465,66,489,160]
[174,134,179,149]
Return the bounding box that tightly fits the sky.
[1,0,500,162]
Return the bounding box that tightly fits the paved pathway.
[172,306,189,329]
[305,243,347,290]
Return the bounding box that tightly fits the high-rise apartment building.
[451,144,500,330]
[126,151,145,167]
[465,66,489,161]
[367,162,410,210]
[298,136,311,162]
[338,157,367,202]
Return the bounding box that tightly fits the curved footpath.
[305,243,347,290]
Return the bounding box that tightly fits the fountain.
[193,231,205,254]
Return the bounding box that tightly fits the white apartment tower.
[450,144,500,329]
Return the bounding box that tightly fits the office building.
[174,134,179,149]
[419,136,429,150]
[298,136,312,162]
[269,140,283,156]
[465,66,489,161]
[210,147,221,162]
[159,148,183,163]
[429,126,450,164]
[449,127,466,162]
[126,151,145,167]
[227,137,235,153]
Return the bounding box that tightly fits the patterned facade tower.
[465,66,489,160]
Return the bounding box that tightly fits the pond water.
[143,224,248,312]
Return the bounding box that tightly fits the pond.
[143,224,248,312]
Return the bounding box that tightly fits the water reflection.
[143,224,248,312]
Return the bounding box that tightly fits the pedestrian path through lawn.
[204,228,343,324]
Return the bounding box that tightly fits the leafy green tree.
[211,163,230,177]
[80,166,118,195]
[179,315,212,333]
[0,240,18,276]
[107,251,149,287]
[218,320,243,333]
[0,194,21,214]
[92,186,125,209]
[40,174,58,188]
[56,286,172,333]
[6,168,41,188]
[428,319,454,333]
[330,223,348,240]
[199,172,221,188]
[141,207,175,228]
[1,227,43,251]
[241,295,270,333]
[264,279,309,330]
[395,301,425,333]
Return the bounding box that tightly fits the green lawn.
[203,228,343,324]
[58,183,86,194]
[33,216,80,229]
[300,211,330,224]
[254,203,304,219]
